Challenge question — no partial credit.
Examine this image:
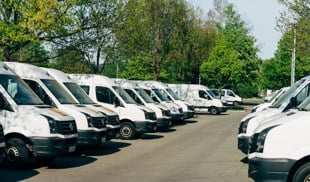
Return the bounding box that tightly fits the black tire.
[233,101,239,107]
[120,122,136,140]
[210,107,218,115]
[4,138,29,169]
[292,163,310,182]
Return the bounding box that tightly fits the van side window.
[227,90,234,97]
[95,86,115,104]
[80,85,90,94]
[125,89,142,105]
[199,90,210,99]
[24,80,53,106]
[296,84,310,105]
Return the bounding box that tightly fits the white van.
[248,96,310,181]
[238,75,310,154]
[5,62,107,147]
[133,82,184,123]
[68,74,157,140]
[168,84,226,115]
[114,79,172,129]
[43,68,120,140]
[211,89,242,106]
[0,63,77,168]
[251,86,290,113]
[140,81,194,119]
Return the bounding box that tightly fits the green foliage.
[48,47,94,73]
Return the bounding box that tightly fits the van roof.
[0,62,17,76]
[4,62,53,80]
[68,74,117,86]
[168,83,209,90]
[42,68,73,83]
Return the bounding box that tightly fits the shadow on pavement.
[79,140,131,156]
[139,133,164,140]
[0,168,39,182]
[240,156,248,164]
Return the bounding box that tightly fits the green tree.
[0,0,77,62]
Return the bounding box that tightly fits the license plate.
[101,137,106,142]
[69,146,76,152]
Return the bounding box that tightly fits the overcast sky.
[187,0,285,60]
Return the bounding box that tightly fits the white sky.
[187,0,285,60]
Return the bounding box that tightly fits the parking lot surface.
[0,109,254,182]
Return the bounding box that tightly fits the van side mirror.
[113,97,122,107]
[0,94,13,111]
[290,97,297,108]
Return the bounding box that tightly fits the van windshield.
[272,79,305,109]
[152,89,170,101]
[64,82,95,104]
[166,88,181,100]
[113,86,136,104]
[206,90,217,99]
[0,75,44,105]
[135,88,155,103]
[42,79,79,104]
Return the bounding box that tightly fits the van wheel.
[210,107,218,115]
[292,163,310,182]
[5,138,29,169]
[120,122,136,140]
[233,101,239,107]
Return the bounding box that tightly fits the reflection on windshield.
[135,88,154,103]
[64,82,95,104]
[166,88,181,100]
[113,86,136,104]
[42,79,78,104]
[153,89,170,101]
[0,75,44,105]
[272,79,304,109]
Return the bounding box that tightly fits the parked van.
[5,62,106,147]
[210,89,242,106]
[68,74,157,140]
[43,68,120,140]
[0,63,77,168]
[251,86,290,113]
[114,79,172,129]
[140,81,194,119]
[248,96,310,181]
[168,84,226,115]
[238,75,310,154]
[133,82,184,123]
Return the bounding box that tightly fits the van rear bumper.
[30,136,77,157]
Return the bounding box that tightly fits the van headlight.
[83,113,94,127]
[238,116,255,134]
[43,115,57,133]
[251,125,278,153]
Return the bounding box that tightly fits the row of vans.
[0,62,197,168]
[237,75,310,181]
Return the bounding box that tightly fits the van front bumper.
[30,136,77,157]
[156,118,172,129]
[106,124,121,140]
[217,106,227,113]
[135,121,157,133]
[183,111,194,119]
[248,157,295,181]
[171,113,184,122]
[78,130,107,146]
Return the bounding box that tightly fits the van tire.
[210,107,218,115]
[233,101,239,107]
[5,138,29,169]
[292,163,310,182]
[120,122,136,140]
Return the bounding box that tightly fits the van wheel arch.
[288,156,310,182]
